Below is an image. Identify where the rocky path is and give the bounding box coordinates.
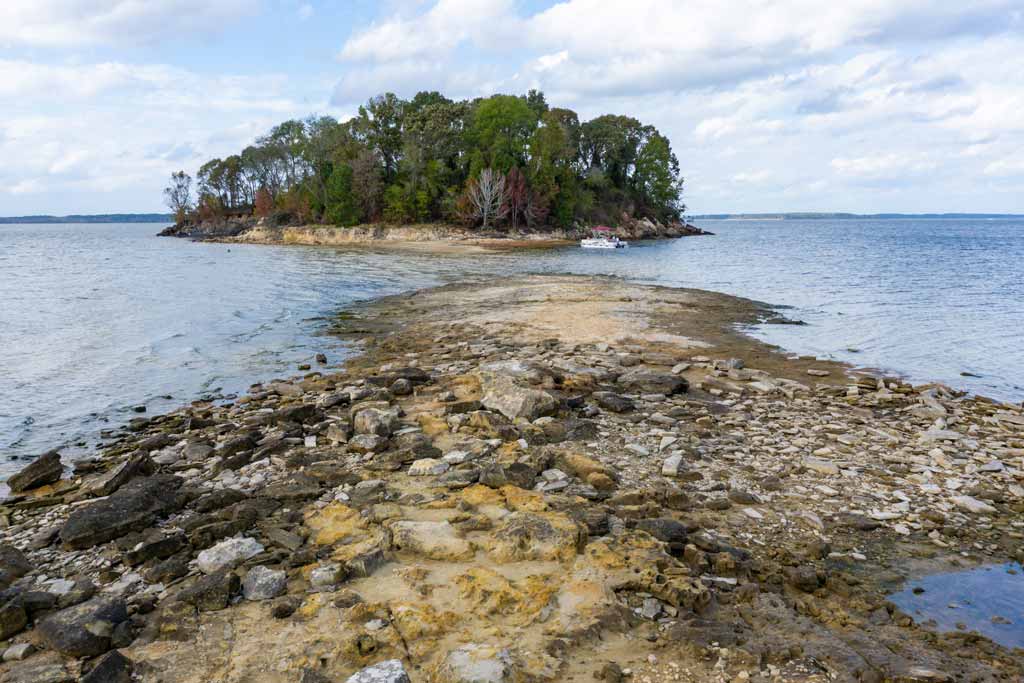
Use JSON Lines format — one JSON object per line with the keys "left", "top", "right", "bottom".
{"left": 1, "top": 275, "right": 1022, "bottom": 682}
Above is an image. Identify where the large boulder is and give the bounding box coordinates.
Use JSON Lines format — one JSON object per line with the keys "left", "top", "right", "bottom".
{"left": 616, "top": 369, "right": 688, "bottom": 395}
{"left": 6, "top": 450, "right": 63, "bottom": 493}
{"left": 60, "top": 475, "right": 183, "bottom": 550}
{"left": 479, "top": 373, "right": 558, "bottom": 421}
{"left": 353, "top": 408, "right": 401, "bottom": 437}
{"left": 36, "top": 597, "right": 129, "bottom": 657}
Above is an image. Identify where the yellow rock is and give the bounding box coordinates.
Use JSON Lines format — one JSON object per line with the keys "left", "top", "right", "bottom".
{"left": 296, "top": 593, "right": 329, "bottom": 619}
{"left": 500, "top": 485, "right": 547, "bottom": 512}
{"left": 305, "top": 502, "right": 365, "bottom": 546}
{"left": 454, "top": 567, "right": 556, "bottom": 626}
{"left": 488, "top": 512, "right": 583, "bottom": 563}
{"left": 418, "top": 413, "right": 449, "bottom": 437}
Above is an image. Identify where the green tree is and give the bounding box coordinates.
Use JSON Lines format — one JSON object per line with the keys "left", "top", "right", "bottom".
{"left": 324, "top": 164, "right": 360, "bottom": 226}
{"left": 471, "top": 94, "right": 538, "bottom": 172}
{"left": 633, "top": 131, "right": 683, "bottom": 220}
{"left": 354, "top": 93, "right": 406, "bottom": 182}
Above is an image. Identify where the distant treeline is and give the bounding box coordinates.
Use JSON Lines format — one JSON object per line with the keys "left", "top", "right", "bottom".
{"left": 693, "top": 213, "right": 1024, "bottom": 220}
{"left": 0, "top": 214, "right": 173, "bottom": 224}
{"left": 164, "top": 90, "right": 685, "bottom": 231}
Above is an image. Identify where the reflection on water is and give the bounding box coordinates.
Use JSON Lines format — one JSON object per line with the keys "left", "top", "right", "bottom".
{"left": 2, "top": 218, "right": 1024, "bottom": 481}
{"left": 888, "top": 563, "right": 1024, "bottom": 649}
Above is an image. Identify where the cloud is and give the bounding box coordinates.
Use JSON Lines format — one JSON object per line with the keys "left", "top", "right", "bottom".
{"left": 830, "top": 154, "right": 936, "bottom": 177}
{"left": 0, "top": 0, "right": 256, "bottom": 47}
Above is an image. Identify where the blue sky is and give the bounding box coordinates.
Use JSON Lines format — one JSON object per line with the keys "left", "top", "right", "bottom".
{"left": 2, "top": 0, "right": 1023, "bottom": 215}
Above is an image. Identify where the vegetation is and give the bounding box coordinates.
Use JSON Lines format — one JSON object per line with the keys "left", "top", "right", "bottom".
{"left": 164, "top": 90, "right": 685, "bottom": 231}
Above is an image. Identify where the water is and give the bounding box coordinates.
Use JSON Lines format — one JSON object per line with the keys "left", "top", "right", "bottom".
{"left": 889, "top": 563, "right": 1024, "bottom": 649}
{"left": 2, "top": 218, "right": 1023, "bottom": 483}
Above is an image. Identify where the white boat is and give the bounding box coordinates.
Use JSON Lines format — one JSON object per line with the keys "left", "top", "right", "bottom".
{"left": 580, "top": 227, "right": 628, "bottom": 249}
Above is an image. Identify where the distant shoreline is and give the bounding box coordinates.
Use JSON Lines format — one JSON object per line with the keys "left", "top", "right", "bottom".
{"left": 692, "top": 212, "right": 1024, "bottom": 220}
{"left": 0, "top": 213, "right": 173, "bottom": 224}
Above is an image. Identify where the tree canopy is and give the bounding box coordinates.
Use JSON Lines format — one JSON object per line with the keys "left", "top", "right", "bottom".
{"left": 167, "top": 90, "right": 685, "bottom": 230}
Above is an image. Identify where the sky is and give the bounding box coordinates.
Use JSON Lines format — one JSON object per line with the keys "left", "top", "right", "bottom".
{"left": 2, "top": 0, "right": 1023, "bottom": 215}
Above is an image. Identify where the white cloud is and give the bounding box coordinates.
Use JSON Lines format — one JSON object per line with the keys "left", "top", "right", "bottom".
{"left": 984, "top": 157, "right": 1024, "bottom": 176}
{"left": 0, "top": 0, "right": 256, "bottom": 47}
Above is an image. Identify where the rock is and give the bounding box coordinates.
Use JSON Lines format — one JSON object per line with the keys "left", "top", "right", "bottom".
{"left": 951, "top": 495, "right": 997, "bottom": 514}
{"left": 661, "top": 454, "right": 684, "bottom": 477}
{"left": 242, "top": 565, "right": 287, "bottom": 600}
{"left": 176, "top": 570, "right": 240, "bottom": 611}
{"left": 196, "top": 536, "right": 264, "bottom": 574}
{"left": 7, "top": 449, "right": 63, "bottom": 493}
{"left": 640, "top": 597, "right": 662, "bottom": 619}
{"left": 390, "top": 520, "right": 473, "bottom": 561}
{"left": 636, "top": 517, "right": 691, "bottom": 544}
{"left": 310, "top": 563, "right": 347, "bottom": 591}
{"left": 479, "top": 373, "right": 558, "bottom": 421}
{"left": 36, "top": 597, "right": 129, "bottom": 657}
{"left": 82, "top": 451, "right": 155, "bottom": 498}
{"left": 489, "top": 512, "right": 582, "bottom": 562}
{"left": 2, "top": 643, "right": 34, "bottom": 662}
{"left": 0, "top": 544, "right": 32, "bottom": 589}
{"left": 437, "top": 643, "right": 512, "bottom": 683}
{"left": 192, "top": 488, "right": 248, "bottom": 513}
{"left": 60, "top": 474, "right": 183, "bottom": 549}
{"left": 593, "top": 392, "right": 635, "bottom": 413}
{"left": 0, "top": 599, "right": 28, "bottom": 640}
{"left": 408, "top": 458, "right": 449, "bottom": 476}
{"left": 346, "top": 659, "right": 411, "bottom": 683}
{"left": 390, "top": 378, "right": 414, "bottom": 396}
{"left": 617, "top": 369, "right": 687, "bottom": 395}
{"left": 802, "top": 456, "right": 840, "bottom": 476}
{"left": 806, "top": 369, "right": 830, "bottom": 377}
{"left": 349, "top": 434, "right": 389, "bottom": 454}
{"left": 353, "top": 408, "right": 401, "bottom": 437}
{"left": 122, "top": 530, "right": 187, "bottom": 566}
{"left": 81, "top": 651, "right": 132, "bottom": 683}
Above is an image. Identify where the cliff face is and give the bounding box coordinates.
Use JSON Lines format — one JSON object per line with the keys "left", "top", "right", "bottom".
{"left": 158, "top": 216, "right": 712, "bottom": 243}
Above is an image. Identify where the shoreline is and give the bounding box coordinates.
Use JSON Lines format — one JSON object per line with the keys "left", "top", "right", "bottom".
{"left": 1, "top": 274, "right": 1022, "bottom": 681}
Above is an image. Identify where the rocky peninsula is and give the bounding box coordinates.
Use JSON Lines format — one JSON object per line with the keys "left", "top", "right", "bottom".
{"left": 1, "top": 275, "right": 1022, "bottom": 682}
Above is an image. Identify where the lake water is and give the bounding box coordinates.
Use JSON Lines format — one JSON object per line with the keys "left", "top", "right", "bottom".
{"left": 2, "top": 218, "right": 1023, "bottom": 483}
{"left": 889, "top": 563, "right": 1024, "bottom": 649}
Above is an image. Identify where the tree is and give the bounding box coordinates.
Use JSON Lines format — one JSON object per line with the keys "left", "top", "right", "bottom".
{"left": 354, "top": 93, "right": 406, "bottom": 182}
{"left": 506, "top": 166, "right": 528, "bottom": 231}
{"left": 351, "top": 149, "right": 384, "bottom": 221}
{"left": 324, "top": 164, "right": 360, "bottom": 226}
{"left": 464, "top": 168, "right": 508, "bottom": 229}
{"left": 163, "top": 171, "right": 193, "bottom": 221}
{"left": 471, "top": 95, "right": 538, "bottom": 172}
{"left": 633, "top": 131, "right": 683, "bottom": 221}
{"left": 254, "top": 187, "right": 274, "bottom": 218}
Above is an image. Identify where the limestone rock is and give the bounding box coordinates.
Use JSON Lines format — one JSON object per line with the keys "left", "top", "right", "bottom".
{"left": 353, "top": 408, "right": 401, "bottom": 437}
{"left": 390, "top": 520, "right": 473, "bottom": 561}
{"left": 60, "top": 474, "right": 184, "bottom": 549}
{"left": 479, "top": 373, "right": 558, "bottom": 421}
{"left": 0, "top": 544, "right": 32, "bottom": 589}
{"left": 617, "top": 369, "right": 687, "bottom": 395}
{"left": 196, "top": 536, "right": 264, "bottom": 574}
{"left": 36, "top": 597, "right": 129, "bottom": 657}
{"left": 346, "top": 659, "right": 411, "bottom": 683}
{"left": 7, "top": 449, "right": 63, "bottom": 493}
{"left": 242, "top": 565, "right": 286, "bottom": 600}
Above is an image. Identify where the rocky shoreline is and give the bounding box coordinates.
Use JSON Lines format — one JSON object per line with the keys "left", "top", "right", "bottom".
{"left": 2, "top": 275, "right": 1022, "bottom": 682}
{"left": 157, "top": 216, "right": 712, "bottom": 248}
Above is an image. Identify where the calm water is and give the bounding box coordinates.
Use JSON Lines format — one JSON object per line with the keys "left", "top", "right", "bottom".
{"left": 889, "top": 563, "right": 1024, "bottom": 649}
{"left": 2, "top": 218, "right": 1023, "bottom": 483}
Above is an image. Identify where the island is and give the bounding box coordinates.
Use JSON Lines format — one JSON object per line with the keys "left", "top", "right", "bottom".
{"left": 158, "top": 90, "right": 710, "bottom": 246}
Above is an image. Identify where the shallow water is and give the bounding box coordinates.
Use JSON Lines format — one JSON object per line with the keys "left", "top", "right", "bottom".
{"left": 2, "top": 218, "right": 1023, "bottom": 483}
{"left": 889, "top": 563, "right": 1024, "bottom": 649}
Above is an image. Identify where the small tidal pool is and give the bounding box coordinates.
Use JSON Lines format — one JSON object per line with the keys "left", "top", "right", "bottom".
{"left": 889, "top": 563, "right": 1024, "bottom": 650}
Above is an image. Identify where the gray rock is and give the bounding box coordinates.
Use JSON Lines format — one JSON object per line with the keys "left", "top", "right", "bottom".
{"left": 7, "top": 449, "right": 63, "bottom": 493}
{"left": 196, "top": 536, "right": 264, "bottom": 574}
{"left": 0, "top": 544, "right": 31, "bottom": 589}
{"left": 242, "top": 565, "right": 287, "bottom": 600}
{"left": 353, "top": 408, "right": 401, "bottom": 437}
{"left": 345, "top": 659, "right": 411, "bottom": 683}
{"left": 176, "top": 570, "right": 240, "bottom": 612}
{"left": 593, "top": 392, "right": 635, "bottom": 413}
{"left": 617, "top": 369, "right": 687, "bottom": 395}
{"left": 2, "top": 642, "right": 34, "bottom": 662}
{"left": 437, "top": 643, "right": 512, "bottom": 683}
{"left": 36, "top": 597, "right": 129, "bottom": 657}
{"left": 479, "top": 373, "right": 558, "bottom": 421}
{"left": 81, "top": 651, "right": 132, "bottom": 683}
{"left": 60, "top": 474, "right": 184, "bottom": 550}
{"left": 82, "top": 451, "right": 155, "bottom": 498}
{"left": 0, "top": 599, "right": 28, "bottom": 640}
